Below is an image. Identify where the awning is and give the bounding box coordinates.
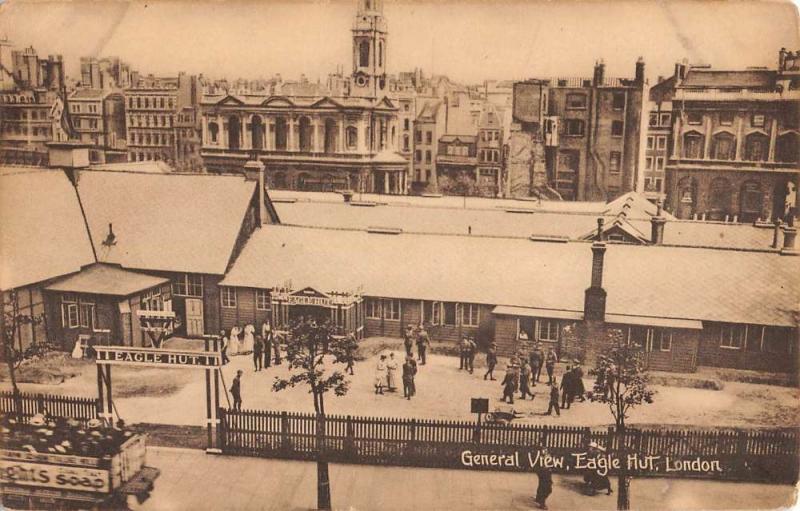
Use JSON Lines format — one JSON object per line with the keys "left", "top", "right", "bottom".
{"left": 605, "top": 313, "right": 703, "bottom": 330}
{"left": 492, "top": 305, "right": 583, "bottom": 321}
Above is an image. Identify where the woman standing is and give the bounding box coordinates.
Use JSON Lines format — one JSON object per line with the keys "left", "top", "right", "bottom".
{"left": 374, "top": 354, "right": 388, "bottom": 395}
{"left": 241, "top": 323, "right": 255, "bottom": 354}
{"left": 229, "top": 325, "right": 241, "bottom": 356}
{"left": 386, "top": 352, "right": 399, "bottom": 392}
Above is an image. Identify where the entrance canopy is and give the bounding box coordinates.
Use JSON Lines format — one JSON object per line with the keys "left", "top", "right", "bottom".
{"left": 45, "top": 263, "right": 169, "bottom": 297}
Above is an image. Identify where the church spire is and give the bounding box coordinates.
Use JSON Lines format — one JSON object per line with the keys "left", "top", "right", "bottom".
{"left": 351, "top": 0, "right": 387, "bottom": 98}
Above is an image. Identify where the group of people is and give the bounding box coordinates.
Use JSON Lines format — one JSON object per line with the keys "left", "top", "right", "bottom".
{"left": 219, "top": 321, "right": 283, "bottom": 370}
{"left": 374, "top": 351, "right": 418, "bottom": 400}
{"left": 402, "top": 324, "right": 432, "bottom": 365}
{"left": 458, "top": 336, "right": 479, "bottom": 374}
{"left": 495, "top": 344, "right": 588, "bottom": 419}
{"left": 532, "top": 441, "right": 612, "bottom": 510}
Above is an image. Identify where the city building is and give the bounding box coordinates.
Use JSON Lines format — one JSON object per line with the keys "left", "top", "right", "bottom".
{"left": 509, "top": 59, "right": 646, "bottom": 201}
{"left": 79, "top": 56, "right": 134, "bottom": 90}
{"left": 200, "top": 0, "right": 408, "bottom": 193}
{"left": 124, "top": 72, "right": 202, "bottom": 166}
{"left": 68, "top": 88, "right": 127, "bottom": 163}
{"left": 661, "top": 49, "right": 800, "bottom": 222}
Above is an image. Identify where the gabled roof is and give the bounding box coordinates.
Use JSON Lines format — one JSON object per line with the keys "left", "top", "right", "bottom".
{"left": 440, "top": 134, "right": 477, "bottom": 144}
{"left": 69, "top": 88, "right": 108, "bottom": 100}
{"left": 45, "top": 263, "right": 169, "bottom": 296}
{"left": 310, "top": 97, "right": 343, "bottom": 109}
{"left": 76, "top": 170, "right": 256, "bottom": 275}
{"left": 0, "top": 168, "right": 97, "bottom": 290}
{"left": 221, "top": 226, "right": 799, "bottom": 327}
{"left": 216, "top": 94, "right": 245, "bottom": 106}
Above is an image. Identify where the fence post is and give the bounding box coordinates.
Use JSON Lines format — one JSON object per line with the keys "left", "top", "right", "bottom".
{"left": 217, "top": 408, "right": 226, "bottom": 453}
{"left": 345, "top": 415, "right": 355, "bottom": 459}
{"left": 607, "top": 426, "right": 615, "bottom": 453}
{"left": 281, "top": 411, "right": 290, "bottom": 454}
{"left": 408, "top": 419, "right": 417, "bottom": 459}
{"left": 735, "top": 429, "right": 748, "bottom": 479}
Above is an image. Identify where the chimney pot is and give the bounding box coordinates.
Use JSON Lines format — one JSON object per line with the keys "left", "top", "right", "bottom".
{"left": 585, "top": 241, "right": 608, "bottom": 321}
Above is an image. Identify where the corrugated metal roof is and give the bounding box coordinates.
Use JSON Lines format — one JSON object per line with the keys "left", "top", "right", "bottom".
{"left": 0, "top": 168, "right": 97, "bottom": 290}
{"left": 77, "top": 170, "right": 256, "bottom": 275}
{"left": 45, "top": 263, "right": 169, "bottom": 296}
{"left": 493, "top": 306, "right": 583, "bottom": 320}
{"left": 221, "top": 225, "right": 800, "bottom": 327}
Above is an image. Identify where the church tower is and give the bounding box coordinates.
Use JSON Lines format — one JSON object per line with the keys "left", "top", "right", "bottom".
{"left": 351, "top": 0, "right": 387, "bottom": 99}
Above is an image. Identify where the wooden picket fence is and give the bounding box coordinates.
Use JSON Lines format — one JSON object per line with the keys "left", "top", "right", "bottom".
{"left": 218, "top": 408, "right": 800, "bottom": 483}
{"left": 0, "top": 391, "right": 99, "bottom": 422}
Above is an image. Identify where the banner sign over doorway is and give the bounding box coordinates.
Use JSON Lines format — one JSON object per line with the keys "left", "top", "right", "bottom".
{"left": 94, "top": 346, "right": 224, "bottom": 368}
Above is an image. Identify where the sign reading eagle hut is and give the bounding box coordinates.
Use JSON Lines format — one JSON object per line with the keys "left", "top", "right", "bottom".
{"left": 94, "top": 346, "right": 224, "bottom": 368}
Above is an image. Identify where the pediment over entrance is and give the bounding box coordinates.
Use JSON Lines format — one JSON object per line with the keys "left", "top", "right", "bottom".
{"left": 291, "top": 286, "right": 330, "bottom": 299}
{"left": 262, "top": 96, "right": 296, "bottom": 107}
{"left": 217, "top": 95, "right": 245, "bottom": 106}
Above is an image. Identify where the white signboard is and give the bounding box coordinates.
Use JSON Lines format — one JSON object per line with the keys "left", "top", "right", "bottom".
{"left": 0, "top": 460, "right": 110, "bottom": 493}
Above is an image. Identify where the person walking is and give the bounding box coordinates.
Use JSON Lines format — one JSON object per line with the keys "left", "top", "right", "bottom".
{"left": 545, "top": 349, "right": 558, "bottom": 385}
{"left": 560, "top": 365, "right": 574, "bottom": 409}
{"left": 402, "top": 355, "right": 417, "bottom": 400}
{"left": 466, "top": 337, "right": 477, "bottom": 374}
{"left": 374, "top": 354, "right": 388, "bottom": 395}
{"left": 253, "top": 335, "right": 263, "bottom": 371}
{"left": 484, "top": 341, "right": 497, "bottom": 380}
{"left": 403, "top": 325, "right": 414, "bottom": 358}
{"left": 263, "top": 327, "right": 273, "bottom": 369}
{"left": 545, "top": 379, "right": 560, "bottom": 417}
{"left": 501, "top": 363, "right": 518, "bottom": 404}
{"left": 386, "top": 352, "right": 399, "bottom": 392}
{"left": 519, "top": 359, "right": 535, "bottom": 400}
{"left": 230, "top": 370, "right": 243, "bottom": 411}
{"left": 219, "top": 329, "right": 230, "bottom": 364}
{"left": 534, "top": 456, "right": 554, "bottom": 510}
{"left": 459, "top": 336, "right": 470, "bottom": 370}
{"left": 345, "top": 333, "right": 356, "bottom": 375}
{"left": 417, "top": 327, "right": 430, "bottom": 365}
{"left": 529, "top": 345, "right": 543, "bottom": 386}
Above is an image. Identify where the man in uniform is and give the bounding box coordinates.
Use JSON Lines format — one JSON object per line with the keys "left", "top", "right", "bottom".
{"left": 484, "top": 341, "right": 498, "bottom": 380}
{"left": 560, "top": 365, "right": 574, "bottom": 409}
{"left": 534, "top": 451, "right": 554, "bottom": 509}
{"left": 519, "top": 359, "right": 535, "bottom": 400}
{"left": 253, "top": 334, "right": 263, "bottom": 371}
{"left": 501, "top": 363, "right": 519, "bottom": 404}
{"left": 403, "top": 325, "right": 415, "bottom": 358}
{"left": 417, "top": 326, "right": 431, "bottom": 365}
{"left": 466, "top": 337, "right": 477, "bottom": 374}
{"left": 545, "top": 349, "right": 558, "bottom": 385}
{"left": 529, "top": 344, "right": 543, "bottom": 385}
{"left": 459, "top": 336, "right": 470, "bottom": 370}
{"left": 544, "top": 379, "right": 560, "bottom": 417}
{"left": 230, "top": 369, "right": 243, "bottom": 411}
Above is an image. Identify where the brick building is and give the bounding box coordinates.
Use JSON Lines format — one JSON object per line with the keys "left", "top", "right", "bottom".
{"left": 661, "top": 50, "right": 800, "bottom": 222}
{"left": 68, "top": 89, "right": 127, "bottom": 164}
{"left": 509, "top": 59, "right": 646, "bottom": 201}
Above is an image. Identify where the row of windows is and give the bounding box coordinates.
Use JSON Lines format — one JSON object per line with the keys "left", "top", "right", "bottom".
{"left": 70, "top": 103, "right": 99, "bottom": 114}
{"left": 645, "top": 156, "right": 665, "bottom": 171}
{"left": 518, "top": 318, "right": 562, "bottom": 342}
{"left": 220, "top": 288, "right": 272, "bottom": 309}
{"left": 415, "top": 130, "right": 433, "bottom": 145}
{"left": 480, "top": 130, "right": 500, "bottom": 142}
{"left": 130, "top": 132, "right": 174, "bottom": 146}
{"left": 3, "top": 125, "right": 50, "bottom": 137}
{"left": 647, "top": 135, "right": 668, "bottom": 150}
{"left": 365, "top": 298, "right": 401, "bottom": 321}
{"left": 60, "top": 294, "right": 96, "bottom": 330}
{"left": 75, "top": 118, "right": 99, "bottom": 130}
{"left": 479, "top": 149, "right": 500, "bottom": 163}
{"left": 414, "top": 150, "right": 432, "bottom": 163}
{"left": 565, "top": 92, "right": 626, "bottom": 111}
{"left": 127, "top": 95, "right": 175, "bottom": 110}
{"left": 649, "top": 112, "right": 672, "bottom": 128}
{"left": 445, "top": 144, "right": 471, "bottom": 157}
{"left": 681, "top": 130, "right": 798, "bottom": 162}
{"left": 686, "top": 112, "right": 777, "bottom": 129}
{"left": 128, "top": 114, "right": 174, "bottom": 128}
{"left": 130, "top": 151, "right": 173, "bottom": 162}
{"left": 563, "top": 119, "right": 624, "bottom": 137}
{"left": 3, "top": 109, "right": 49, "bottom": 120}
{"left": 422, "top": 301, "right": 481, "bottom": 327}
{"left": 643, "top": 177, "right": 664, "bottom": 193}
{"left": 717, "top": 324, "right": 791, "bottom": 353}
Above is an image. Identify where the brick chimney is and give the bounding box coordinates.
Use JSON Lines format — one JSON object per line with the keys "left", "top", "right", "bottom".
{"left": 243, "top": 159, "right": 267, "bottom": 226}
{"left": 635, "top": 57, "right": 645, "bottom": 85}
{"left": 584, "top": 218, "right": 608, "bottom": 321}
{"left": 593, "top": 60, "right": 606, "bottom": 87}
{"left": 651, "top": 202, "right": 666, "bottom": 245}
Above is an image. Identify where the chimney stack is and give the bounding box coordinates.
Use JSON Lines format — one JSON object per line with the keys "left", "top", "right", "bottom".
{"left": 243, "top": 159, "right": 267, "bottom": 226}
{"left": 584, "top": 218, "right": 608, "bottom": 321}
{"left": 47, "top": 142, "right": 91, "bottom": 186}
{"left": 651, "top": 202, "right": 667, "bottom": 245}
{"left": 635, "top": 57, "right": 645, "bottom": 85}
{"left": 593, "top": 60, "right": 606, "bottom": 87}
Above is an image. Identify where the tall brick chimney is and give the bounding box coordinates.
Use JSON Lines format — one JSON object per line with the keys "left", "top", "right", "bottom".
{"left": 651, "top": 202, "right": 666, "bottom": 245}
{"left": 593, "top": 60, "right": 606, "bottom": 87}
{"left": 243, "top": 159, "right": 267, "bottom": 226}
{"left": 584, "top": 218, "right": 608, "bottom": 321}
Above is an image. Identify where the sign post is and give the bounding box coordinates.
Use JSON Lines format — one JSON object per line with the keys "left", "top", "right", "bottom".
{"left": 471, "top": 398, "right": 489, "bottom": 443}
{"left": 94, "top": 342, "right": 227, "bottom": 452}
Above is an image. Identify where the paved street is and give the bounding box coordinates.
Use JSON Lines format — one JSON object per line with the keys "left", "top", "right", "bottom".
{"left": 140, "top": 447, "right": 797, "bottom": 511}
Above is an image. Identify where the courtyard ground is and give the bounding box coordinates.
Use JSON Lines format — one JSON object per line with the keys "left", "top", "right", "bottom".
{"left": 139, "top": 447, "right": 798, "bottom": 511}
{"left": 4, "top": 337, "right": 798, "bottom": 430}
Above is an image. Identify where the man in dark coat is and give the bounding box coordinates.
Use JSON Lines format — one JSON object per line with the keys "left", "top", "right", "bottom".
{"left": 573, "top": 361, "right": 586, "bottom": 402}
{"left": 230, "top": 370, "right": 243, "bottom": 411}
{"left": 519, "top": 359, "right": 535, "bottom": 400}
{"left": 263, "top": 329, "right": 273, "bottom": 369}
{"left": 545, "top": 349, "right": 558, "bottom": 385}
{"left": 459, "top": 336, "right": 470, "bottom": 370}
{"left": 253, "top": 335, "right": 263, "bottom": 371}
{"left": 345, "top": 333, "right": 357, "bottom": 375}
{"left": 534, "top": 454, "right": 554, "bottom": 510}
{"left": 560, "top": 365, "right": 574, "bottom": 409}
{"left": 273, "top": 332, "right": 282, "bottom": 365}
{"left": 501, "top": 364, "right": 519, "bottom": 404}
{"left": 466, "top": 337, "right": 477, "bottom": 374}
{"left": 544, "top": 380, "right": 560, "bottom": 416}
{"left": 417, "top": 327, "right": 430, "bottom": 365}
{"left": 529, "top": 346, "right": 542, "bottom": 386}
{"left": 402, "top": 355, "right": 417, "bottom": 400}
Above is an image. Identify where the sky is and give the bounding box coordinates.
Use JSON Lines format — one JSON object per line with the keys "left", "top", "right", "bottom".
{"left": 0, "top": 0, "right": 798, "bottom": 85}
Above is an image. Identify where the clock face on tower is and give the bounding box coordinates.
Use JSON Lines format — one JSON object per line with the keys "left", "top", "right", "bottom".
{"left": 354, "top": 73, "right": 369, "bottom": 88}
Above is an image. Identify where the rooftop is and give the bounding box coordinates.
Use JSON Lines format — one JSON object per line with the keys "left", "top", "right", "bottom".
{"left": 45, "top": 263, "right": 169, "bottom": 296}
{"left": 0, "top": 168, "right": 97, "bottom": 290}
{"left": 221, "top": 225, "right": 799, "bottom": 328}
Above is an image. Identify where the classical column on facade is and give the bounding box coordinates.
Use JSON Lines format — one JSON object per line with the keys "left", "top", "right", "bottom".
{"left": 768, "top": 117, "right": 778, "bottom": 162}
{"left": 288, "top": 116, "right": 296, "bottom": 151}
{"left": 735, "top": 117, "right": 744, "bottom": 161}
{"left": 266, "top": 118, "right": 274, "bottom": 151}
{"left": 384, "top": 171, "right": 390, "bottom": 194}
{"left": 358, "top": 118, "right": 368, "bottom": 153}
{"left": 703, "top": 116, "right": 712, "bottom": 159}
{"left": 672, "top": 114, "right": 682, "bottom": 159}
{"left": 338, "top": 119, "right": 345, "bottom": 153}
{"left": 312, "top": 117, "right": 321, "bottom": 153}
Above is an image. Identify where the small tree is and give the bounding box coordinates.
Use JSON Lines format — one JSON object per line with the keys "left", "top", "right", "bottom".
{"left": 1, "top": 289, "right": 45, "bottom": 419}
{"left": 272, "top": 320, "right": 351, "bottom": 510}
{"left": 587, "top": 328, "right": 655, "bottom": 511}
